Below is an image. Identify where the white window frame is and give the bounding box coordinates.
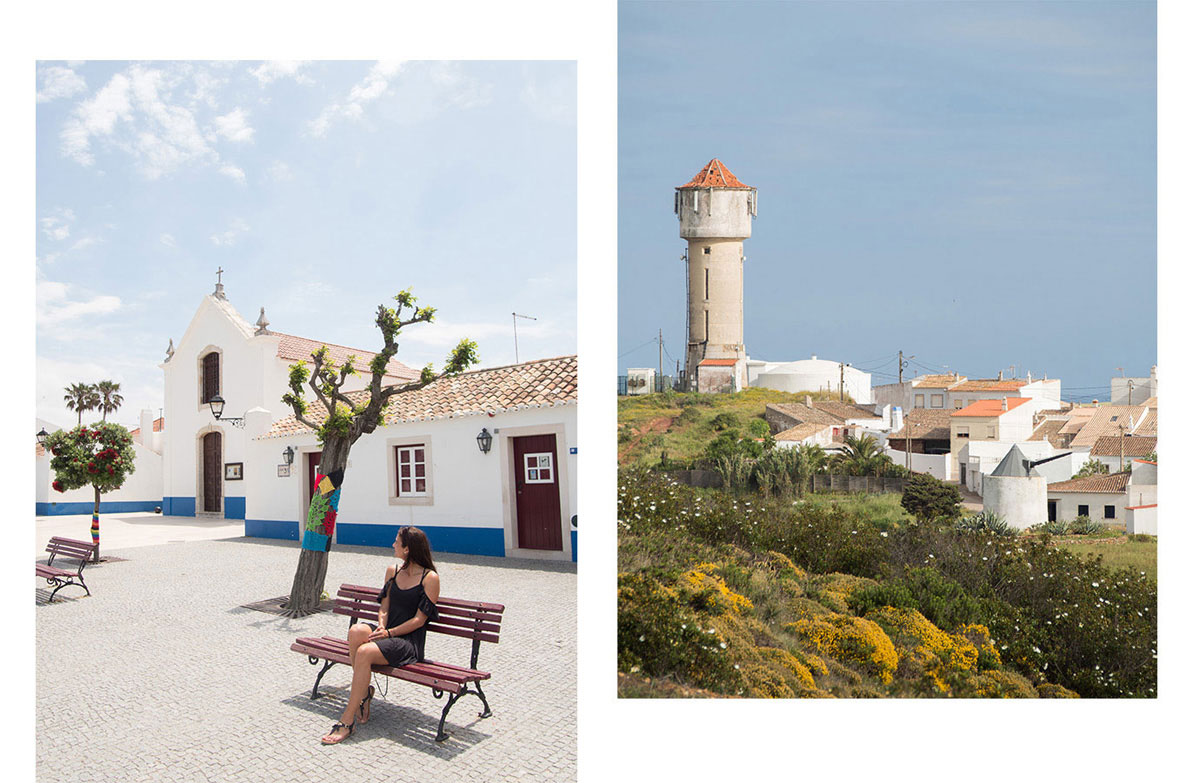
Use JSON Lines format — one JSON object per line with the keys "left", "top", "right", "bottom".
{"left": 386, "top": 435, "right": 434, "bottom": 506}
{"left": 930, "top": 393, "right": 944, "bottom": 408}
{"left": 914, "top": 393, "right": 925, "bottom": 408}
{"left": 523, "top": 451, "right": 556, "bottom": 484}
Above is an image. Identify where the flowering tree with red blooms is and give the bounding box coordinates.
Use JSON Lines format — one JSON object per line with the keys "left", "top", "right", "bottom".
{"left": 44, "top": 422, "right": 136, "bottom": 562}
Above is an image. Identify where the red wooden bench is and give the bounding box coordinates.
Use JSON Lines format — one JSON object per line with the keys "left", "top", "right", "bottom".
{"left": 291, "top": 583, "right": 504, "bottom": 742}
{"left": 36, "top": 537, "right": 98, "bottom": 602}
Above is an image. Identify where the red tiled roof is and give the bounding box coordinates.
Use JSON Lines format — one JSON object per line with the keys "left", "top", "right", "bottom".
{"left": 775, "top": 422, "right": 832, "bottom": 442}
{"left": 912, "top": 374, "right": 964, "bottom": 389}
{"left": 699, "top": 358, "right": 738, "bottom": 366}
{"left": 1125, "top": 504, "right": 1157, "bottom": 510}
{"left": 951, "top": 398, "right": 1030, "bottom": 418}
{"left": 951, "top": 379, "right": 1026, "bottom": 392}
{"left": 812, "top": 400, "right": 879, "bottom": 421}
{"left": 888, "top": 408, "right": 952, "bottom": 441}
{"left": 270, "top": 332, "right": 419, "bottom": 382}
{"left": 130, "top": 416, "right": 165, "bottom": 440}
{"left": 678, "top": 159, "right": 752, "bottom": 190}
{"left": 260, "top": 355, "right": 577, "bottom": 439}
{"left": 1047, "top": 473, "right": 1131, "bottom": 494}
{"left": 1090, "top": 435, "right": 1156, "bottom": 458}
{"left": 1029, "top": 419, "right": 1070, "bottom": 448}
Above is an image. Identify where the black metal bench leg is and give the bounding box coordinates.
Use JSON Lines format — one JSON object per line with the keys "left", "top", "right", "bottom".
{"left": 47, "top": 580, "right": 66, "bottom": 602}
{"left": 435, "top": 691, "right": 462, "bottom": 742}
{"left": 470, "top": 682, "right": 493, "bottom": 719}
{"left": 309, "top": 659, "right": 337, "bottom": 699}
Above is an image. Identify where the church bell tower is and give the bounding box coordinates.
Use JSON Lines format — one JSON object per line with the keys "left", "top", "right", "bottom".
{"left": 674, "top": 159, "right": 756, "bottom": 392}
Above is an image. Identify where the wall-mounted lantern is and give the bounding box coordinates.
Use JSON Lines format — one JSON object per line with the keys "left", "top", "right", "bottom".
{"left": 283, "top": 446, "right": 295, "bottom": 466}
{"left": 37, "top": 428, "right": 49, "bottom": 446}
{"left": 476, "top": 427, "right": 493, "bottom": 454}
{"left": 208, "top": 395, "right": 245, "bottom": 428}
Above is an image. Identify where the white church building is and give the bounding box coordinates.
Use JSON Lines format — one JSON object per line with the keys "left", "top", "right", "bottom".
{"left": 155, "top": 283, "right": 577, "bottom": 561}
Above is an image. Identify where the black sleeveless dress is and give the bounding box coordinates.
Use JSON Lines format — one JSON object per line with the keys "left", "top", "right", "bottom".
{"left": 372, "top": 567, "right": 438, "bottom": 666}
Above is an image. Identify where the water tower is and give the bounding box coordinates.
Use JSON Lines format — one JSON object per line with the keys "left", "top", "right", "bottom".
{"left": 675, "top": 159, "right": 756, "bottom": 392}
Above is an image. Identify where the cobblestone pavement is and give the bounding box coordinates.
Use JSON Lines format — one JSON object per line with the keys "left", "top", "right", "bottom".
{"left": 36, "top": 537, "right": 576, "bottom": 782}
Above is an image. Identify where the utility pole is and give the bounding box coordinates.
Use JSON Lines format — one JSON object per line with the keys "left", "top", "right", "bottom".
{"left": 658, "top": 329, "right": 663, "bottom": 389}
{"left": 1128, "top": 379, "right": 1134, "bottom": 406}
{"left": 512, "top": 312, "right": 536, "bottom": 363}
{"left": 898, "top": 350, "right": 904, "bottom": 384}
{"left": 839, "top": 362, "right": 845, "bottom": 402}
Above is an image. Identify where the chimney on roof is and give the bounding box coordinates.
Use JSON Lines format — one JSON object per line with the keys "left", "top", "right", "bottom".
{"left": 997, "top": 371, "right": 1003, "bottom": 380}
{"left": 1002, "top": 398, "right": 1009, "bottom": 412}
{"left": 805, "top": 395, "right": 813, "bottom": 408}
{"left": 1027, "top": 371, "right": 1032, "bottom": 382}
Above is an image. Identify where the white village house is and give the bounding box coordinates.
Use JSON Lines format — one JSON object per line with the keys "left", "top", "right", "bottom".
{"left": 77, "top": 284, "right": 579, "bottom": 561}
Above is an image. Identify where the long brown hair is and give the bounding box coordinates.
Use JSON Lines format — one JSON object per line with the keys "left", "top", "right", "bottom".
{"left": 400, "top": 526, "right": 436, "bottom": 572}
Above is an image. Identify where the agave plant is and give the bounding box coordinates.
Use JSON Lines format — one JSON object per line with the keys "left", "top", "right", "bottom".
{"left": 1068, "top": 515, "right": 1102, "bottom": 535}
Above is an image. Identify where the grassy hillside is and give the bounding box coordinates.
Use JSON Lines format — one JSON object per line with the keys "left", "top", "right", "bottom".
{"left": 618, "top": 388, "right": 849, "bottom": 467}
{"left": 617, "top": 468, "right": 1157, "bottom": 698}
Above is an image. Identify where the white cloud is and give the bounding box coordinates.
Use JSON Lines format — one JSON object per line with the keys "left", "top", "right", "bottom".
{"left": 520, "top": 64, "right": 575, "bottom": 126}
{"left": 210, "top": 218, "right": 250, "bottom": 246}
{"left": 309, "top": 61, "right": 406, "bottom": 137}
{"left": 250, "top": 60, "right": 312, "bottom": 86}
{"left": 39, "top": 208, "right": 75, "bottom": 241}
{"left": 268, "top": 161, "right": 294, "bottom": 181}
{"left": 213, "top": 108, "right": 254, "bottom": 142}
{"left": 69, "top": 236, "right": 100, "bottom": 253}
{"left": 37, "top": 65, "right": 87, "bottom": 103}
{"left": 219, "top": 164, "right": 246, "bottom": 184}
{"left": 37, "top": 280, "right": 122, "bottom": 327}
{"left": 160, "top": 233, "right": 177, "bottom": 248}
{"left": 60, "top": 72, "right": 133, "bottom": 165}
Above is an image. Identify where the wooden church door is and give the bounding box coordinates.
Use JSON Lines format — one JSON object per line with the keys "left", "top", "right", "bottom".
{"left": 202, "top": 431, "right": 222, "bottom": 513}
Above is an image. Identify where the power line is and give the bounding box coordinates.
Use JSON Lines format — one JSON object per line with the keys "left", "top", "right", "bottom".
{"left": 618, "top": 336, "right": 659, "bottom": 359}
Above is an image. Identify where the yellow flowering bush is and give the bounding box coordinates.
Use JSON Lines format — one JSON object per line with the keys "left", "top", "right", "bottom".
{"left": 756, "top": 647, "right": 817, "bottom": 690}
{"left": 761, "top": 551, "right": 806, "bottom": 581}
{"left": 787, "top": 614, "right": 899, "bottom": 684}
{"left": 867, "top": 606, "right": 978, "bottom": 672}
{"left": 1036, "top": 682, "right": 1080, "bottom": 699}
{"left": 896, "top": 645, "right": 951, "bottom": 695}
{"left": 968, "top": 670, "right": 1038, "bottom": 699}
{"left": 680, "top": 564, "right": 754, "bottom": 615}
{"left": 958, "top": 623, "right": 1002, "bottom": 671}
{"left": 809, "top": 572, "right": 878, "bottom": 613}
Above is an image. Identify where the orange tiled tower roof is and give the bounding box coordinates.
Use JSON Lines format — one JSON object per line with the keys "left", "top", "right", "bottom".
{"left": 678, "top": 158, "right": 752, "bottom": 189}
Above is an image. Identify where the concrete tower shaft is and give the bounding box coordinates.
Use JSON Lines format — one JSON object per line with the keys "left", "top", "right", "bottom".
{"left": 675, "top": 159, "right": 756, "bottom": 392}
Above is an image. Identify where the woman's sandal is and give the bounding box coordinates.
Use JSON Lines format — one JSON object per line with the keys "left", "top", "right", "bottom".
{"left": 320, "top": 719, "right": 355, "bottom": 745}
{"left": 359, "top": 685, "right": 376, "bottom": 723}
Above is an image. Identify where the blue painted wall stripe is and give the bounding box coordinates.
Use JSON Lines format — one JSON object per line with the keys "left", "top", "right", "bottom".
{"left": 36, "top": 500, "right": 160, "bottom": 516}
{"left": 245, "top": 518, "right": 299, "bottom": 541}
{"left": 571, "top": 529, "right": 577, "bottom": 563}
{"left": 224, "top": 497, "right": 246, "bottom": 520}
{"left": 162, "top": 496, "right": 196, "bottom": 517}
{"left": 243, "top": 520, "right": 507, "bottom": 558}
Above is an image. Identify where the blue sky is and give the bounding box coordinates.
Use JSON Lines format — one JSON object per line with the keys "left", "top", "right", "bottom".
{"left": 618, "top": 1, "right": 1156, "bottom": 401}
{"left": 36, "top": 60, "right": 576, "bottom": 428}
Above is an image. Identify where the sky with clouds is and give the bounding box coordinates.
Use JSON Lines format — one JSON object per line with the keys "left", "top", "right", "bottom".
{"left": 36, "top": 60, "right": 576, "bottom": 429}
{"left": 618, "top": 0, "right": 1156, "bottom": 401}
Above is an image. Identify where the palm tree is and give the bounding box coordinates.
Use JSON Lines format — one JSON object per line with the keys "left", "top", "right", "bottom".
{"left": 835, "top": 433, "right": 892, "bottom": 477}
{"left": 96, "top": 380, "right": 124, "bottom": 422}
{"left": 64, "top": 383, "right": 99, "bottom": 426}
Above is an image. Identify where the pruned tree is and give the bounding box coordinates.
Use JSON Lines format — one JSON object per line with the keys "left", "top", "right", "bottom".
{"left": 279, "top": 289, "right": 478, "bottom": 617}
{"left": 96, "top": 380, "right": 124, "bottom": 421}
{"left": 900, "top": 472, "right": 963, "bottom": 522}
{"left": 1073, "top": 458, "right": 1110, "bottom": 479}
{"left": 64, "top": 382, "right": 99, "bottom": 426}
{"left": 44, "top": 422, "right": 137, "bottom": 562}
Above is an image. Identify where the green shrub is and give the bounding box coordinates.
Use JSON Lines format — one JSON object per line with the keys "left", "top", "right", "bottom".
{"left": 1069, "top": 515, "right": 1102, "bottom": 535}
{"left": 678, "top": 406, "right": 703, "bottom": 424}
{"left": 747, "top": 418, "right": 770, "bottom": 438}
{"left": 900, "top": 473, "right": 963, "bottom": 522}
{"left": 957, "top": 510, "right": 1015, "bottom": 537}
{"left": 712, "top": 411, "right": 740, "bottom": 431}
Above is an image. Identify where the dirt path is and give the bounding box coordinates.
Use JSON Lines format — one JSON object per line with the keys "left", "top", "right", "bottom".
{"left": 619, "top": 415, "right": 674, "bottom": 464}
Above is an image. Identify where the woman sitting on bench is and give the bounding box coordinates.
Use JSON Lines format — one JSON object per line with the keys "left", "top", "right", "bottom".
{"left": 321, "top": 525, "right": 441, "bottom": 745}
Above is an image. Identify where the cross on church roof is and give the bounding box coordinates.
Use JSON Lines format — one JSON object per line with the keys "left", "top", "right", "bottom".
{"left": 213, "top": 266, "right": 227, "bottom": 299}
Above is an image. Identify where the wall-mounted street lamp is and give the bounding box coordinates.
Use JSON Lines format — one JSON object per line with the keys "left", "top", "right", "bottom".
{"left": 283, "top": 446, "right": 295, "bottom": 466}
{"left": 37, "top": 428, "right": 49, "bottom": 446}
{"left": 476, "top": 427, "right": 493, "bottom": 454}
{"left": 207, "top": 395, "right": 245, "bottom": 428}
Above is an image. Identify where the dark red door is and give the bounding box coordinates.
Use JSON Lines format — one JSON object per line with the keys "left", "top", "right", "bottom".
{"left": 513, "top": 434, "right": 562, "bottom": 550}
{"left": 202, "top": 431, "right": 222, "bottom": 512}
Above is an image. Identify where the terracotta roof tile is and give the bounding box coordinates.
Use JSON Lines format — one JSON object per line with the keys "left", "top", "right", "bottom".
{"left": 699, "top": 358, "right": 738, "bottom": 366}
{"left": 1070, "top": 405, "right": 1147, "bottom": 449}
{"left": 775, "top": 422, "right": 832, "bottom": 442}
{"left": 678, "top": 158, "right": 752, "bottom": 190}
{"left": 912, "top": 374, "right": 964, "bottom": 389}
{"left": 1134, "top": 410, "right": 1157, "bottom": 436}
{"left": 260, "top": 355, "right": 577, "bottom": 440}
{"left": 1090, "top": 435, "right": 1156, "bottom": 458}
{"left": 1047, "top": 473, "right": 1131, "bottom": 494}
{"left": 950, "top": 379, "right": 1028, "bottom": 392}
{"left": 1029, "top": 419, "right": 1070, "bottom": 448}
{"left": 888, "top": 408, "right": 952, "bottom": 441}
{"left": 951, "top": 398, "right": 1031, "bottom": 417}
{"left": 812, "top": 400, "right": 879, "bottom": 421}
{"left": 765, "top": 403, "right": 844, "bottom": 428}
{"left": 270, "top": 331, "right": 419, "bottom": 382}
{"left": 130, "top": 416, "right": 165, "bottom": 440}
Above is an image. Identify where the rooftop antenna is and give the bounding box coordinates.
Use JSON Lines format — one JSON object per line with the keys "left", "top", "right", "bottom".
{"left": 512, "top": 312, "right": 536, "bottom": 364}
